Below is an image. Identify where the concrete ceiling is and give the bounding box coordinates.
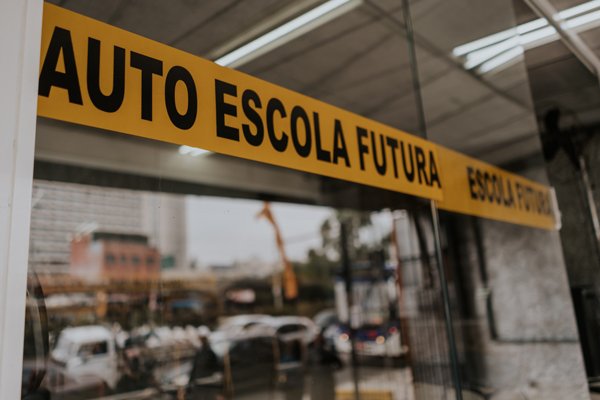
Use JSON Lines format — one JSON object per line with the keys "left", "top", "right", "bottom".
{"left": 43, "top": 0, "right": 600, "bottom": 169}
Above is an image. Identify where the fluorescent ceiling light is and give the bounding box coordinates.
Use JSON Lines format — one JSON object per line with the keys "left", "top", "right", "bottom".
{"left": 178, "top": 145, "right": 211, "bottom": 157}
{"left": 463, "top": 36, "right": 520, "bottom": 69}
{"left": 566, "top": 8, "right": 600, "bottom": 28}
{"left": 560, "top": 0, "right": 600, "bottom": 19}
{"left": 215, "top": 0, "right": 363, "bottom": 68}
{"left": 452, "top": 18, "right": 547, "bottom": 57}
{"left": 478, "top": 47, "right": 524, "bottom": 74}
{"left": 463, "top": 26, "right": 557, "bottom": 71}
{"left": 453, "top": 0, "right": 600, "bottom": 74}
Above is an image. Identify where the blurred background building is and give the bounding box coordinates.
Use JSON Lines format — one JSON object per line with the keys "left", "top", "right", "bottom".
{"left": 29, "top": 180, "right": 187, "bottom": 274}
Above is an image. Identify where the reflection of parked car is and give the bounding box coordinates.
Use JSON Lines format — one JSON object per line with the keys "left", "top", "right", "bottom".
{"left": 267, "top": 316, "right": 320, "bottom": 346}
{"left": 333, "top": 322, "right": 407, "bottom": 358}
{"left": 313, "top": 308, "right": 338, "bottom": 330}
{"left": 203, "top": 325, "right": 303, "bottom": 394}
{"left": 217, "top": 314, "right": 271, "bottom": 333}
{"left": 50, "top": 324, "right": 201, "bottom": 396}
{"left": 313, "top": 308, "right": 340, "bottom": 346}
{"left": 218, "top": 315, "right": 319, "bottom": 346}
{"left": 50, "top": 326, "right": 120, "bottom": 390}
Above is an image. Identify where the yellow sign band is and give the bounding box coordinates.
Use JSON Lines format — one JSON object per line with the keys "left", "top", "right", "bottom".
{"left": 436, "top": 148, "right": 557, "bottom": 230}
{"left": 37, "top": 3, "right": 443, "bottom": 202}
{"left": 36, "top": 3, "right": 558, "bottom": 230}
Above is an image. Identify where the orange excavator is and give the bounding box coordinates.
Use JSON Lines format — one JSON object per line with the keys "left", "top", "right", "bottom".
{"left": 256, "top": 202, "right": 298, "bottom": 302}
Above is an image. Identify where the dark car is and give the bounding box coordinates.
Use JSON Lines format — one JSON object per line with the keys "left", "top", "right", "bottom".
{"left": 333, "top": 322, "right": 407, "bottom": 359}
{"left": 187, "top": 325, "right": 304, "bottom": 396}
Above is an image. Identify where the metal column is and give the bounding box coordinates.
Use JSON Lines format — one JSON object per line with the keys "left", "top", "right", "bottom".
{"left": 401, "top": 0, "right": 464, "bottom": 398}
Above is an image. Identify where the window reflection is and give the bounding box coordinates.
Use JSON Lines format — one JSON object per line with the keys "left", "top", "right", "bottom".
{"left": 24, "top": 180, "right": 417, "bottom": 399}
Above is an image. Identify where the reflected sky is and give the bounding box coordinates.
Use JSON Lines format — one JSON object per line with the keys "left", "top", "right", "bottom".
{"left": 186, "top": 196, "right": 333, "bottom": 266}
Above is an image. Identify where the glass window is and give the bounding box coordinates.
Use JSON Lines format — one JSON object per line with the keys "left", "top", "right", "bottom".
{"left": 105, "top": 253, "right": 116, "bottom": 265}
{"left": 78, "top": 342, "right": 108, "bottom": 357}
{"left": 21, "top": 1, "right": 591, "bottom": 399}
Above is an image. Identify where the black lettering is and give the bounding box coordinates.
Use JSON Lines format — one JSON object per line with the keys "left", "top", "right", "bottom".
{"left": 476, "top": 170, "right": 485, "bottom": 200}
{"left": 524, "top": 187, "right": 532, "bottom": 211}
{"left": 484, "top": 172, "right": 493, "bottom": 202}
{"left": 333, "top": 120, "right": 350, "bottom": 167}
{"left": 165, "top": 66, "right": 197, "bottom": 130}
{"left": 493, "top": 175, "right": 502, "bottom": 204}
{"left": 242, "top": 89, "right": 263, "bottom": 146}
{"left": 266, "top": 98, "right": 288, "bottom": 152}
{"left": 313, "top": 113, "right": 331, "bottom": 163}
{"left": 468, "top": 167, "right": 477, "bottom": 200}
{"left": 290, "top": 106, "right": 311, "bottom": 158}
{"left": 400, "top": 142, "right": 415, "bottom": 182}
{"left": 370, "top": 131, "right": 387, "bottom": 176}
{"left": 516, "top": 183, "right": 524, "bottom": 210}
{"left": 130, "top": 51, "right": 163, "bottom": 121}
{"left": 87, "top": 38, "right": 124, "bottom": 112}
{"left": 386, "top": 137, "right": 399, "bottom": 179}
{"left": 429, "top": 151, "right": 441, "bottom": 188}
{"left": 415, "top": 146, "right": 429, "bottom": 185}
{"left": 38, "top": 27, "right": 83, "bottom": 104}
{"left": 504, "top": 180, "right": 515, "bottom": 207}
{"left": 215, "top": 80, "right": 239, "bottom": 141}
{"left": 357, "top": 127, "right": 369, "bottom": 171}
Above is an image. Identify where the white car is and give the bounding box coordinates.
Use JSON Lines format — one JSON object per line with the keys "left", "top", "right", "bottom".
{"left": 267, "top": 316, "right": 320, "bottom": 345}
{"left": 218, "top": 315, "right": 320, "bottom": 345}
{"left": 51, "top": 325, "right": 120, "bottom": 390}
{"left": 217, "top": 314, "right": 272, "bottom": 333}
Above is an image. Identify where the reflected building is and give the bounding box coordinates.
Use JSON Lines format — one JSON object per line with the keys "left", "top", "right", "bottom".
{"left": 71, "top": 232, "right": 160, "bottom": 283}
{"left": 29, "top": 180, "right": 187, "bottom": 273}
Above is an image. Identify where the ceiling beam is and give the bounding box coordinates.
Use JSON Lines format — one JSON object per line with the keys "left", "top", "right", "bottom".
{"left": 524, "top": 0, "right": 600, "bottom": 81}
{"left": 362, "top": 0, "right": 531, "bottom": 112}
